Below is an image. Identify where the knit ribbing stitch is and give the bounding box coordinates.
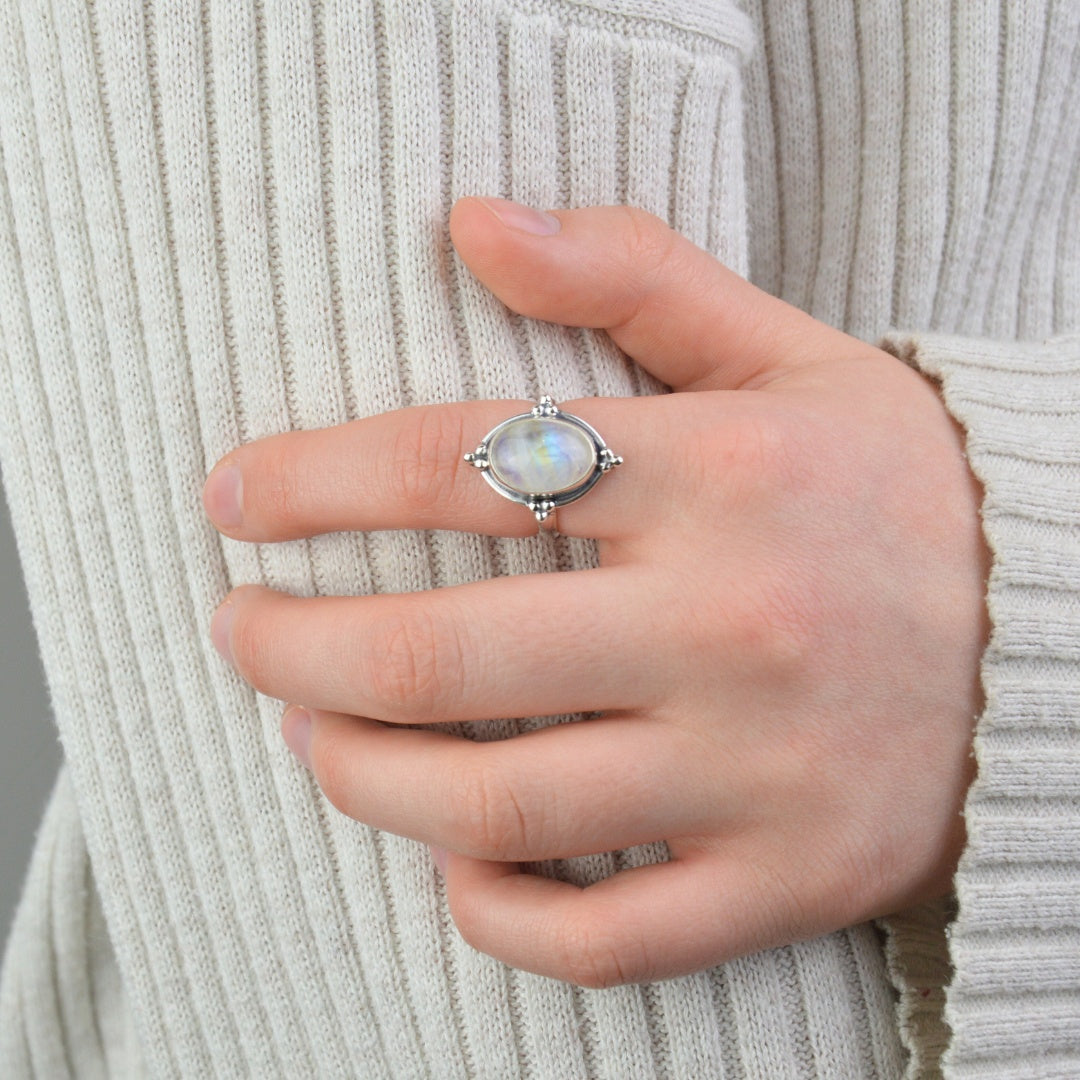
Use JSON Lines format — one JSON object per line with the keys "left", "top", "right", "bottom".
{"left": 1, "top": 0, "right": 1078, "bottom": 1077}
{"left": 0, "top": 0, "right": 902, "bottom": 1075}
{"left": 881, "top": 332, "right": 1080, "bottom": 1080}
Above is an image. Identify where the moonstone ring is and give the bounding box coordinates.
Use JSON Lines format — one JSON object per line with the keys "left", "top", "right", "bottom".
{"left": 464, "top": 396, "right": 623, "bottom": 533}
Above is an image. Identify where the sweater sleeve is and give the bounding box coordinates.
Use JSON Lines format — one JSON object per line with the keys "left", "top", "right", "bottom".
{"left": 876, "top": 330, "right": 1080, "bottom": 1080}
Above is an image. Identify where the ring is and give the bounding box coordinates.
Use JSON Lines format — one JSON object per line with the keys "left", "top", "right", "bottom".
{"left": 464, "top": 396, "right": 623, "bottom": 534}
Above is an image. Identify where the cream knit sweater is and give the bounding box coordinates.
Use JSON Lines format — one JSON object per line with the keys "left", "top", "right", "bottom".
{"left": 0, "top": 0, "right": 1077, "bottom": 1076}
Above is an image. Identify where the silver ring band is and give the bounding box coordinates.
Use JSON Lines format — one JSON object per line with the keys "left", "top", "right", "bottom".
{"left": 538, "top": 507, "right": 559, "bottom": 537}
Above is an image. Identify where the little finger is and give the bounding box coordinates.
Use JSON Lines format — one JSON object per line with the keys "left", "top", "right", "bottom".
{"left": 439, "top": 849, "right": 784, "bottom": 988}
{"left": 291, "top": 707, "right": 734, "bottom": 862}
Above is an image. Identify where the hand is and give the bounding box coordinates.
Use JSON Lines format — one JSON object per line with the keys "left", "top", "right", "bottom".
{"left": 202, "top": 197, "right": 990, "bottom": 988}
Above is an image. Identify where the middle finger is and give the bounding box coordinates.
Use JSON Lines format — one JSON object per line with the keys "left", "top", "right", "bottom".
{"left": 214, "top": 566, "right": 674, "bottom": 724}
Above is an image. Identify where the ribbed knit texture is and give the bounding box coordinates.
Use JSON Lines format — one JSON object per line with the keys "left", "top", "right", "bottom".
{"left": 878, "top": 332, "right": 1080, "bottom": 1080}
{"left": 0, "top": 0, "right": 1076, "bottom": 1077}
{"left": 0, "top": 768, "right": 143, "bottom": 1079}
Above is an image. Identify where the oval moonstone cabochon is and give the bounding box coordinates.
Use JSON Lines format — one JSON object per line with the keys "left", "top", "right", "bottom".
{"left": 487, "top": 416, "right": 598, "bottom": 495}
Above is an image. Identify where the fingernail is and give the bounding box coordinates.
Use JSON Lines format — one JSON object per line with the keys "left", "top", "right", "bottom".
{"left": 429, "top": 845, "right": 448, "bottom": 875}
{"left": 203, "top": 464, "right": 243, "bottom": 529}
{"left": 210, "top": 600, "right": 235, "bottom": 666}
{"left": 479, "top": 196, "right": 561, "bottom": 236}
{"left": 282, "top": 706, "right": 312, "bottom": 769}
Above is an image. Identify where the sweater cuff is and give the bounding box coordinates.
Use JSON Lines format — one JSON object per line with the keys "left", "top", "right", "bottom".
{"left": 877, "top": 331, "right": 1080, "bottom": 1080}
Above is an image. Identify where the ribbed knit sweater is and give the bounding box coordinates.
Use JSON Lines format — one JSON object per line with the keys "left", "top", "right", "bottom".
{"left": 0, "top": 0, "right": 1077, "bottom": 1076}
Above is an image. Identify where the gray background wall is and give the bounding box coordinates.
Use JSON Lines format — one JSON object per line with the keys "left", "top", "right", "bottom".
{"left": 0, "top": 480, "right": 60, "bottom": 946}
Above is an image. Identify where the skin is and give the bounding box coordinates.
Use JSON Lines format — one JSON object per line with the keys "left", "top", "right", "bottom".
{"left": 202, "top": 197, "right": 990, "bottom": 989}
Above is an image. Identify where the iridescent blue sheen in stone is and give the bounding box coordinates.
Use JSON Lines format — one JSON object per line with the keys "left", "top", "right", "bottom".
{"left": 487, "top": 416, "right": 596, "bottom": 495}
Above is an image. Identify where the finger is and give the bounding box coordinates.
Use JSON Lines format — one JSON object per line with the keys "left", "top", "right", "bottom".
{"left": 203, "top": 394, "right": 694, "bottom": 544}
{"left": 215, "top": 567, "right": 674, "bottom": 725}
{"left": 449, "top": 197, "right": 866, "bottom": 393}
{"left": 440, "top": 848, "right": 789, "bottom": 987}
{"left": 299, "top": 709, "right": 734, "bottom": 862}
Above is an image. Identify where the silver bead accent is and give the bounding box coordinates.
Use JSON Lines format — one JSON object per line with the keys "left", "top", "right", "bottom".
{"left": 465, "top": 397, "right": 622, "bottom": 523}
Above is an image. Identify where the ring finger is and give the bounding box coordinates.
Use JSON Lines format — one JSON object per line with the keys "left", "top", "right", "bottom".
{"left": 213, "top": 565, "right": 675, "bottom": 725}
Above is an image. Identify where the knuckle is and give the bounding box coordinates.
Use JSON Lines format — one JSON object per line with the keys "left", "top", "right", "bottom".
{"left": 449, "top": 759, "right": 527, "bottom": 860}
{"left": 251, "top": 440, "right": 309, "bottom": 531}
{"left": 308, "top": 726, "right": 359, "bottom": 817}
{"left": 724, "top": 571, "right": 821, "bottom": 679}
{"left": 617, "top": 205, "right": 677, "bottom": 269}
{"left": 724, "top": 410, "right": 799, "bottom": 486}
{"left": 389, "top": 407, "right": 467, "bottom": 518}
{"left": 228, "top": 599, "right": 280, "bottom": 690}
{"left": 756, "top": 575, "right": 821, "bottom": 667}
{"left": 364, "top": 605, "right": 465, "bottom": 723}
{"left": 609, "top": 206, "right": 681, "bottom": 327}
{"left": 557, "top": 911, "right": 648, "bottom": 989}
{"left": 447, "top": 882, "right": 490, "bottom": 954}
{"left": 821, "top": 820, "right": 898, "bottom": 921}
{"left": 681, "top": 408, "right": 811, "bottom": 518}
{"left": 743, "top": 857, "right": 812, "bottom": 947}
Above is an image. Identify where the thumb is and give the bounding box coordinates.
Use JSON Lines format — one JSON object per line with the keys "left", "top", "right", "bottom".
{"left": 448, "top": 197, "right": 861, "bottom": 392}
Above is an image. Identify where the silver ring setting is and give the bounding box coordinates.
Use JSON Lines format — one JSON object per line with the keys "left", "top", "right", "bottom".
{"left": 464, "top": 396, "right": 623, "bottom": 526}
